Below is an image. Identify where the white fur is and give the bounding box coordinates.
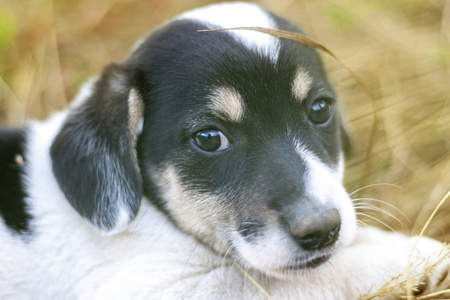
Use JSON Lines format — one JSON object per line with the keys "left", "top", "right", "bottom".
{"left": 179, "top": 2, "right": 280, "bottom": 63}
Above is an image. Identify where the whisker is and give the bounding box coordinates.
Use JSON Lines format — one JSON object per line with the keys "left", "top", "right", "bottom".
{"left": 236, "top": 229, "right": 258, "bottom": 235}
{"left": 357, "top": 220, "right": 371, "bottom": 227}
{"left": 240, "top": 222, "right": 262, "bottom": 225}
{"left": 228, "top": 256, "right": 245, "bottom": 295}
{"left": 183, "top": 233, "right": 212, "bottom": 277}
{"left": 356, "top": 212, "right": 398, "bottom": 233}
{"left": 208, "top": 236, "right": 232, "bottom": 296}
{"left": 353, "top": 204, "right": 405, "bottom": 228}
{"left": 349, "top": 183, "right": 400, "bottom": 197}
{"left": 221, "top": 245, "right": 235, "bottom": 271}
{"left": 128, "top": 204, "right": 152, "bottom": 235}
{"left": 352, "top": 197, "right": 409, "bottom": 221}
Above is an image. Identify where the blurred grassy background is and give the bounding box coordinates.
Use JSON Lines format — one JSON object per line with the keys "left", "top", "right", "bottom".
{"left": 0, "top": 0, "right": 449, "bottom": 242}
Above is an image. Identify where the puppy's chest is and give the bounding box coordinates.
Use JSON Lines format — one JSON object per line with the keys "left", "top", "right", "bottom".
{"left": 29, "top": 213, "right": 220, "bottom": 299}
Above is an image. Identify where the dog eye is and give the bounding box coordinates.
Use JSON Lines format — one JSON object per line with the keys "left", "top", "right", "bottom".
{"left": 193, "top": 129, "right": 230, "bottom": 152}
{"left": 308, "top": 99, "right": 332, "bottom": 125}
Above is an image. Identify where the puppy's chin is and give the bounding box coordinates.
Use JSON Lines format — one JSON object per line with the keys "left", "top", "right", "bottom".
{"left": 270, "top": 254, "right": 332, "bottom": 277}
{"left": 234, "top": 250, "right": 334, "bottom": 280}
{"left": 280, "top": 254, "right": 331, "bottom": 270}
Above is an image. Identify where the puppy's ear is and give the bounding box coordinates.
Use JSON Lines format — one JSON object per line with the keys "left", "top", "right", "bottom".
{"left": 51, "top": 63, "right": 144, "bottom": 234}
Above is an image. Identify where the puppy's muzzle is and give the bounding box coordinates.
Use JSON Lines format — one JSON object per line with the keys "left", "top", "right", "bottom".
{"left": 288, "top": 209, "right": 341, "bottom": 251}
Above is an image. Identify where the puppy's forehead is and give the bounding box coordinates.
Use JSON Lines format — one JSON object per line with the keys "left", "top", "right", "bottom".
{"left": 130, "top": 3, "right": 333, "bottom": 127}
{"left": 178, "top": 2, "right": 280, "bottom": 63}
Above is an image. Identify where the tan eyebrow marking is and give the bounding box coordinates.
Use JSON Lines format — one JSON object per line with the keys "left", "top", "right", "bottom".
{"left": 207, "top": 86, "right": 245, "bottom": 122}
{"left": 292, "top": 68, "right": 313, "bottom": 102}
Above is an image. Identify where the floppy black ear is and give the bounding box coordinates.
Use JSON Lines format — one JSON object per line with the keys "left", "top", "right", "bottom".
{"left": 51, "top": 63, "right": 144, "bottom": 234}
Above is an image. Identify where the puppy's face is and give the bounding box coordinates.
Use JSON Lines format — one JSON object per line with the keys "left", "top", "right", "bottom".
{"left": 51, "top": 3, "right": 356, "bottom": 277}
{"left": 132, "top": 6, "right": 356, "bottom": 276}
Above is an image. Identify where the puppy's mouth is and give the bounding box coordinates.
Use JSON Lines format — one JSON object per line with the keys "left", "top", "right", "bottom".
{"left": 278, "top": 254, "right": 331, "bottom": 271}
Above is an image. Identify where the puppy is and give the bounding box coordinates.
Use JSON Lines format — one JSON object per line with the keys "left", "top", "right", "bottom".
{"left": 0, "top": 2, "right": 448, "bottom": 299}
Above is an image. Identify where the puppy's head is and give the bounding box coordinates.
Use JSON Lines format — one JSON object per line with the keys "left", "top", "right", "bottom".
{"left": 51, "top": 3, "right": 355, "bottom": 276}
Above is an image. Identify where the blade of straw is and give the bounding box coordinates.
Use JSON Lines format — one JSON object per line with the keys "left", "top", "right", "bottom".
{"left": 406, "top": 189, "right": 450, "bottom": 299}
{"left": 234, "top": 262, "right": 273, "bottom": 300}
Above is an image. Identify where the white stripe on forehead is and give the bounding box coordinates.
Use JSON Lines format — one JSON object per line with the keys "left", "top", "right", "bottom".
{"left": 179, "top": 2, "right": 280, "bottom": 63}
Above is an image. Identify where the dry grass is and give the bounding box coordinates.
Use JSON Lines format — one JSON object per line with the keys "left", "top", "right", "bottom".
{"left": 1, "top": 0, "right": 449, "bottom": 298}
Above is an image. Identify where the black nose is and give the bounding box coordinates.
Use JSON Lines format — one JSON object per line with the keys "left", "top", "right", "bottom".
{"left": 288, "top": 209, "right": 341, "bottom": 251}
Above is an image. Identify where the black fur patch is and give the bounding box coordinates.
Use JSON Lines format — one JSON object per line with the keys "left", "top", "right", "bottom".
{"left": 0, "top": 128, "right": 31, "bottom": 234}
